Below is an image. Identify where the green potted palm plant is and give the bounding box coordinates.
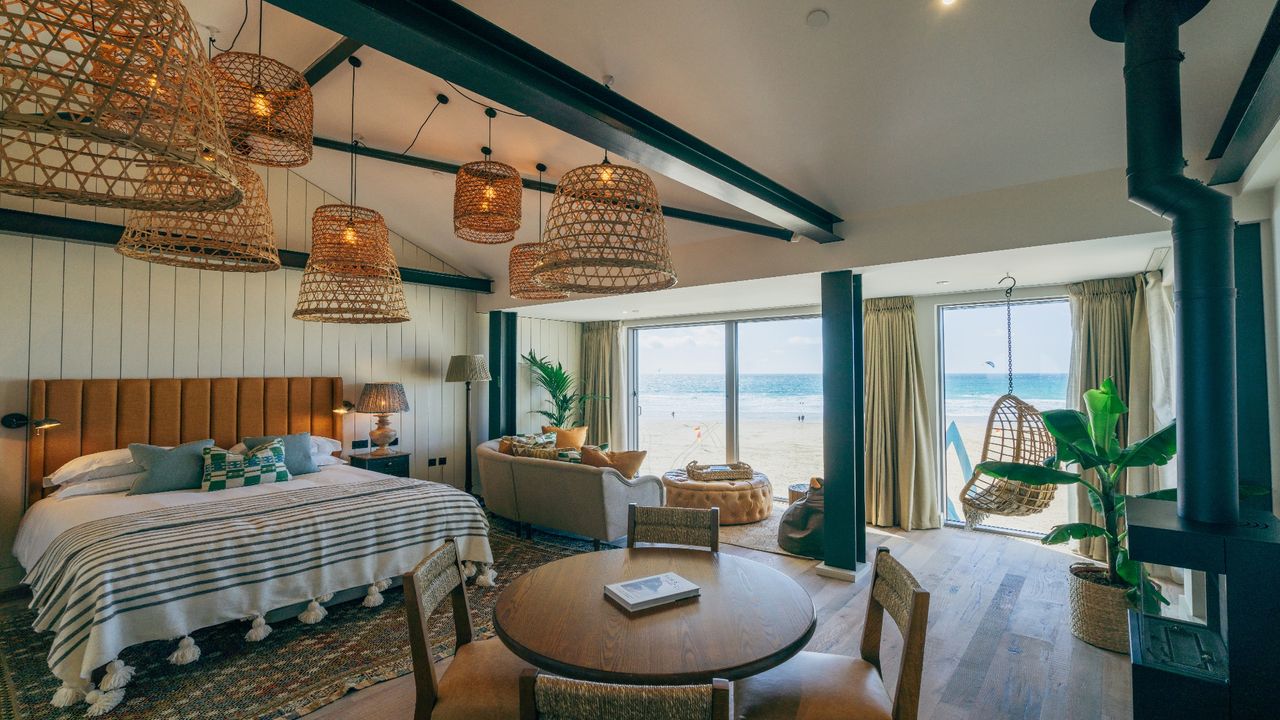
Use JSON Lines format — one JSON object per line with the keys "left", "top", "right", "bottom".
{"left": 975, "top": 378, "right": 1173, "bottom": 652}
{"left": 521, "top": 351, "right": 604, "bottom": 428}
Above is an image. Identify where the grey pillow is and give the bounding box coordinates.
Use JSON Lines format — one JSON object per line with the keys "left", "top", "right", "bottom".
{"left": 243, "top": 432, "right": 318, "bottom": 476}
{"left": 127, "top": 439, "right": 215, "bottom": 495}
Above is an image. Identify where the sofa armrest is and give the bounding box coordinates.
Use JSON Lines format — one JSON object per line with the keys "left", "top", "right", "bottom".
{"left": 599, "top": 471, "right": 664, "bottom": 541}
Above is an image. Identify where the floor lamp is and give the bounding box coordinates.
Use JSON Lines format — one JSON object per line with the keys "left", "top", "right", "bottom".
{"left": 446, "top": 354, "right": 491, "bottom": 495}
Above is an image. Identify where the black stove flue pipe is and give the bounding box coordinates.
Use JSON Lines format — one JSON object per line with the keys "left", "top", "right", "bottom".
{"left": 1092, "top": 0, "right": 1239, "bottom": 525}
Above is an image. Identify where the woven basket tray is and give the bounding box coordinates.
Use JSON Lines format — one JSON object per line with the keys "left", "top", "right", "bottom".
{"left": 685, "top": 461, "right": 754, "bottom": 482}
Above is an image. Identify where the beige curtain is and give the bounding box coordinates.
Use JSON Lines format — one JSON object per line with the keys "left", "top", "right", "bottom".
{"left": 1066, "top": 276, "right": 1138, "bottom": 559}
{"left": 580, "top": 321, "right": 622, "bottom": 447}
{"left": 864, "top": 296, "right": 941, "bottom": 530}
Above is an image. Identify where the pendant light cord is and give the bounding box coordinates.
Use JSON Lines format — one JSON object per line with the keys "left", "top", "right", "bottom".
{"left": 349, "top": 60, "right": 358, "bottom": 216}
{"left": 209, "top": 0, "right": 250, "bottom": 54}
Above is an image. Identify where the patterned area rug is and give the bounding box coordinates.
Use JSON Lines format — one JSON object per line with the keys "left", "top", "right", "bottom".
{"left": 0, "top": 522, "right": 588, "bottom": 720}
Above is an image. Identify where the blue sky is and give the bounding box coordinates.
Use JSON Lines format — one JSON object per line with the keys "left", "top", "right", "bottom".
{"left": 635, "top": 300, "right": 1072, "bottom": 375}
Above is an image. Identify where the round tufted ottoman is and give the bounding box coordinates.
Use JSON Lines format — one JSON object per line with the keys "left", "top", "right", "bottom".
{"left": 661, "top": 469, "right": 773, "bottom": 525}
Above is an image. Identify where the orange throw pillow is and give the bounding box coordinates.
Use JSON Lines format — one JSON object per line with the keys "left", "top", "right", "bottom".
{"left": 541, "top": 425, "right": 588, "bottom": 450}
{"left": 582, "top": 446, "right": 647, "bottom": 478}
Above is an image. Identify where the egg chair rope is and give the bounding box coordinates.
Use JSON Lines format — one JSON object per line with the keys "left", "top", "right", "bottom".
{"left": 958, "top": 275, "right": 1057, "bottom": 527}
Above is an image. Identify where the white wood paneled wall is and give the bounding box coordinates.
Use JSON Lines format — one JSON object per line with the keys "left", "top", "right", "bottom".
{"left": 0, "top": 169, "right": 478, "bottom": 589}
{"left": 473, "top": 314, "right": 583, "bottom": 436}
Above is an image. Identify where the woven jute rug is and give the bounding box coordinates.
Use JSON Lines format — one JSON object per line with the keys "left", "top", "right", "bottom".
{"left": 0, "top": 523, "right": 588, "bottom": 720}
{"left": 719, "top": 501, "right": 811, "bottom": 558}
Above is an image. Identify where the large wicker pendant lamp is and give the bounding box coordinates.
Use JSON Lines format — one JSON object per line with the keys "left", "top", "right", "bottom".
{"left": 0, "top": 0, "right": 242, "bottom": 210}
{"left": 293, "top": 56, "right": 408, "bottom": 324}
{"left": 534, "top": 157, "right": 676, "bottom": 295}
{"left": 118, "top": 159, "right": 280, "bottom": 271}
{"left": 453, "top": 108, "right": 521, "bottom": 244}
{"left": 509, "top": 163, "right": 568, "bottom": 300}
{"left": 209, "top": 0, "right": 312, "bottom": 167}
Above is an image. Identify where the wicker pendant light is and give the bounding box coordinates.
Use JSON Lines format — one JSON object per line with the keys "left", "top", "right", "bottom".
{"left": 453, "top": 108, "right": 521, "bottom": 244}
{"left": 0, "top": 0, "right": 241, "bottom": 210}
{"left": 534, "top": 158, "right": 676, "bottom": 295}
{"left": 293, "top": 56, "right": 408, "bottom": 324}
{"left": 209, "top": 0, "right": 312, "bottom": 168}
{"left": 510, "top": 164, "right": 568, "bottom": 300}
{"left": 118, "top": 159, "right": 280, "bottom": 271}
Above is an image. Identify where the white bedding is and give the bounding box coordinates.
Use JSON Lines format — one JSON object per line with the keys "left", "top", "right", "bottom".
{"left": 15, "top": 464, "right": 391, "bottom": 571}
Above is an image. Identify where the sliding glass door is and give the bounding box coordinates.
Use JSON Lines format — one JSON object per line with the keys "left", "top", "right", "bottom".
{"left": 629, "top": 317, "right": 822, "bottom": 494}
{"left": 632, "top": 324, "right": 727, "bottom": 476}
{"left": 737, "top": 318, "right": 823, "bottom": 492}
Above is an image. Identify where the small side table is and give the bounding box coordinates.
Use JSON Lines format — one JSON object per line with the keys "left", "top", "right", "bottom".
{"left": 349, "top": 451, "right": 411, "bottom": 478}
{"left": 787, "top": 483, "right": 808, "bottom": 505}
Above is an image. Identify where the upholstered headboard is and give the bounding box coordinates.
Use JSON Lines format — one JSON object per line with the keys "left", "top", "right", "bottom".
{"left": 26, "top": 377, "right": 343, "bottom": 506}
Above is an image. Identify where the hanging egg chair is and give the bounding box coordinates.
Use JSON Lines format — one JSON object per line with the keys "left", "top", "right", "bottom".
{"left": 958, "top": 276, "right": 1058, "bottom": 527}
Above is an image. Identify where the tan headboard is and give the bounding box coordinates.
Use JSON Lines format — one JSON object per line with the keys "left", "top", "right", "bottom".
{"left": 27, "top": 377, "right": 343, "bottom": 506}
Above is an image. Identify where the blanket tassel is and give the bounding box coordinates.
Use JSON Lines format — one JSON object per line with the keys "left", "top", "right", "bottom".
{"left": 245, "top": 615, "right": 272, "bottom": 642}
{"left": 362, "top": 583, "right": 384, "bottom": 608}
{"left": 85, "top": 689, "right": 124, "bottom": 717}
{"left": 462, "top": 561, "right": 477, "bottom": 579}
{"left": 298, "top": 599, "right": 327, "bottom": 624}
{"left": 51, "top": 679, "right": 92, "bottom": 708}
{"left": 374, "top": 578, "right": 392, "bottom": 591}
{"left": 167, "top": 636, "right": 201, "bottom": 665}
{"left": 99, "top": 660, "right": 135, "bottom": 691}
{"left": 476, "top": 565, "right": 497, "bottom": 588}
{"left": 317, "top": 593, "right": 334, "bottom": 603}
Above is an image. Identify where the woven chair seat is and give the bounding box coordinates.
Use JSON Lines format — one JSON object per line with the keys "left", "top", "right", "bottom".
{"left": 959, "top": 394, "right": 1057, "bottom": 527}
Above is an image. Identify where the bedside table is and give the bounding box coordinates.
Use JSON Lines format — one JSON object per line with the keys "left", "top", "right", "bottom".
{"left": 349, "top": 451, "right": 411, "bottom": 478}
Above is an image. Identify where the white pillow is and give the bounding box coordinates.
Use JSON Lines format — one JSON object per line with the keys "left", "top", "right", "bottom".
{"left": 312, "top": 453, "right": 344, "bottom": 467}
{"left": 229, "top": 442, "right": 248, "bottom": 455}
{"left": 54, "top": 472, "right": 145, "bottom": 498}
{"left": 311, "top": 436, "right": 342, "bottom": 455}
{"left": 44, "top": 448, "right": 139, "bottom": 488}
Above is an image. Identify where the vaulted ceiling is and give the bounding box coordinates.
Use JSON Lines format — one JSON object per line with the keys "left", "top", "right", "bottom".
{"left": 182, "top": 0, "right": 1272, "bottom": 309}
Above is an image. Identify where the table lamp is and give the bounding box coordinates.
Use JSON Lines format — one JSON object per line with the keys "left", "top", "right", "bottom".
{"left": 356, "top": 382, "right": 409, "bottom": 456}
{"left": 445, "top": 354, "right": 491, "bottom": 494}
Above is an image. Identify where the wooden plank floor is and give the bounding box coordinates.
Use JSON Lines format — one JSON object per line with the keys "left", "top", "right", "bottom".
{"left": 312, "top": 527, "right": 1132, "bottom": 720}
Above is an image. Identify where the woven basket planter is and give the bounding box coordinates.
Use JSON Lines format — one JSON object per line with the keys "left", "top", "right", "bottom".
{"left": 1067, "top": 563, "right": 1130, "bottom": 653}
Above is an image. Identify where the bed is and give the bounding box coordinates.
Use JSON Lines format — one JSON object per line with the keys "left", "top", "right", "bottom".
{"left": 14, "top": 377, "right": 494, "bottom": 716}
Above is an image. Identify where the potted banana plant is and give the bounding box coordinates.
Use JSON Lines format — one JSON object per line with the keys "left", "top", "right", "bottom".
{"left": 975, "top": 378, "right": 1173, "bottom": 652}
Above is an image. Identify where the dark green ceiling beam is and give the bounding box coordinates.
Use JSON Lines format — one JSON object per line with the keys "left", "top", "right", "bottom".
{"left": 313, "top": 136, "right": 795, "bottom": 241}
{"left": 0, "top": 208, "right": 493, "bottom": 294}
{"left": 303, "top": 37, "right": 364, "bottom": 87}
{"left": 267, "top": 0, "right": 842, "bottom": 243}
{"left": 1209, "top": 1, "right": 1280, "bottom": 185}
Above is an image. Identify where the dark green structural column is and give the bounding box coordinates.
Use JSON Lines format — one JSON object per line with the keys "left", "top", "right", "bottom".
{"left": 822, "top": 271, "right": 866, "bottom": 570}
{"left": 487, "top": 311, "right": 518, "bottom": 438}
{"left": 1234, "top": 223, "right": 1272, "bottom": 508}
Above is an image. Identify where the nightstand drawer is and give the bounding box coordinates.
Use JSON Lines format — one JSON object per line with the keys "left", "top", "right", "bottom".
{"left": 349, "top": 452, "right": 411, "bottom": 478}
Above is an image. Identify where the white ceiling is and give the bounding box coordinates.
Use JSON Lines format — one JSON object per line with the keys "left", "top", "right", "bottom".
{"left": 517, "top": 231, "right": 1173, "bottom": 322}
{"left": 181, "top": 1, "right": 1267, "bottom": 297}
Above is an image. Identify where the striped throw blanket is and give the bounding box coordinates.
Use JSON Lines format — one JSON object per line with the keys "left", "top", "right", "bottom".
{"left": 25, "top": 478, "right": 492, "bottom": 688}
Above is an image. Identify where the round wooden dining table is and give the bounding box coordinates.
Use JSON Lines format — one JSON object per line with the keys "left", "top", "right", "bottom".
{"left": 493, "top": 547, "right": 816, "bottom": 685}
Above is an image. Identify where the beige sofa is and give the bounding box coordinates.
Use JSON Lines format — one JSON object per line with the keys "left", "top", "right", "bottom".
{"left": 476, "top": 440, "right": 664, "bottom": 546}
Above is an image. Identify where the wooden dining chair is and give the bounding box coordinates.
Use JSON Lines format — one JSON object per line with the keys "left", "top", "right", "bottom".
{"left": 627, "top": 503, "right": 720, "bottom": 551}
{"left": 519, "top": 669, "right": 732, "bottom": 720}
{"left": 733, "top": 547, "right": 930, "bottom": 720}
{"left": 403, "top": 540, "right": 532, "bottom": 720}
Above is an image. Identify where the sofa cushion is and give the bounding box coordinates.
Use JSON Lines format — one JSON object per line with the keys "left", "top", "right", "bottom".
{"left": 498, "top": 433, "right": 555, "bottom": 455}
{"left": 542, "top": 425, "right": 588, "bottom": 450}
{"left": 582, "top": 447, "right": 647, "bottom": 478}
{"left": 512, "top": 445, "right": 562, "bottom": 461}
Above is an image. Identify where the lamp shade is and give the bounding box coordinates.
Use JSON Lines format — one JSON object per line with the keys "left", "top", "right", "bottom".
{"left": 534, "top": 162, "right": 676, "bottom": 295}
{"left": 445, "top": 355, "right": 492, "bottom": 383}
{"left": 292, "top": 204, "right": 410, "bottom": 324}
{"left": 453, "top": 159, "right": 522, "bottom": 244}
{"left": 210, "top": 51, "right": 314, "bottom": 168}
{"left": 0, "top": 0, "right": 242, "bottom": 210}
{"left": 117, "top": 159, "right": 280, "bottom": 271}
{"left": 355, "top": 383, "right": 409, "bottom": 414}
{"left": 509, "top": 242, "right": 568, "bottom": 300}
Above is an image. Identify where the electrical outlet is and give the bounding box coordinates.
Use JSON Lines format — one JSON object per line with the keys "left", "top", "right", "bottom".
{"left": 438, "top": 457, "right": 447, "bottom": 466}
{"left": 351, "top": 439, "right": 369, "bottom": 449}
{"left": 427, "top": 457, "right": 437, "bottom": 467}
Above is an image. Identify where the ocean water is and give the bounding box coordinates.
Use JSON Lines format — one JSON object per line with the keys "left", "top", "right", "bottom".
{"left": 635, "top": 372, "right": 1069, "bottom": 422}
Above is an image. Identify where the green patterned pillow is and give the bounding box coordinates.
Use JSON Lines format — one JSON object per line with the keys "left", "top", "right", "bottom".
{"left": 202, "top": 439, "right": 292, "bottom": 491}
{"left": 556, "top": 449, "right": 582, "bottom": 464}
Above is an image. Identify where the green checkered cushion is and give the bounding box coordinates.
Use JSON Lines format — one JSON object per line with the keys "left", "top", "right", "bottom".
{"left": 556, "top": 449, "right": 582, "bottom": 464}
{"left": 202, "top": 439, "right": 292, "bottom": 491}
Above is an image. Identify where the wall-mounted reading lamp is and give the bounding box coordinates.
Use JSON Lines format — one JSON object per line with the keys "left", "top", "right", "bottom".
{"left": 2, "top": 414, "right": 61, "bottom": 432}
{"left": 333, "top": 401, "right": 356, "bottom": 415}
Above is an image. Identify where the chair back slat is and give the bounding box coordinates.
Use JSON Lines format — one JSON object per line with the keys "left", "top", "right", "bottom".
{"left": 861, "top": 547, "right": 930, "bottom": 720}
{"left": 520, "top": 669, "right": 730, "bottom": 720}
{"left": 627, "top": 504, "right": 719, "bottom": 551}
{"left": 404, "top": 541, "right": 474, "bottom": 720}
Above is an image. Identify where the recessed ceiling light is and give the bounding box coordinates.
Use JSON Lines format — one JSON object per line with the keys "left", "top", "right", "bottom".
{"left": 806, "top": 9, "right": 830, "bottom": 28}
{"left": 942, "top": 0, "right": 957, "bottom": 5}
